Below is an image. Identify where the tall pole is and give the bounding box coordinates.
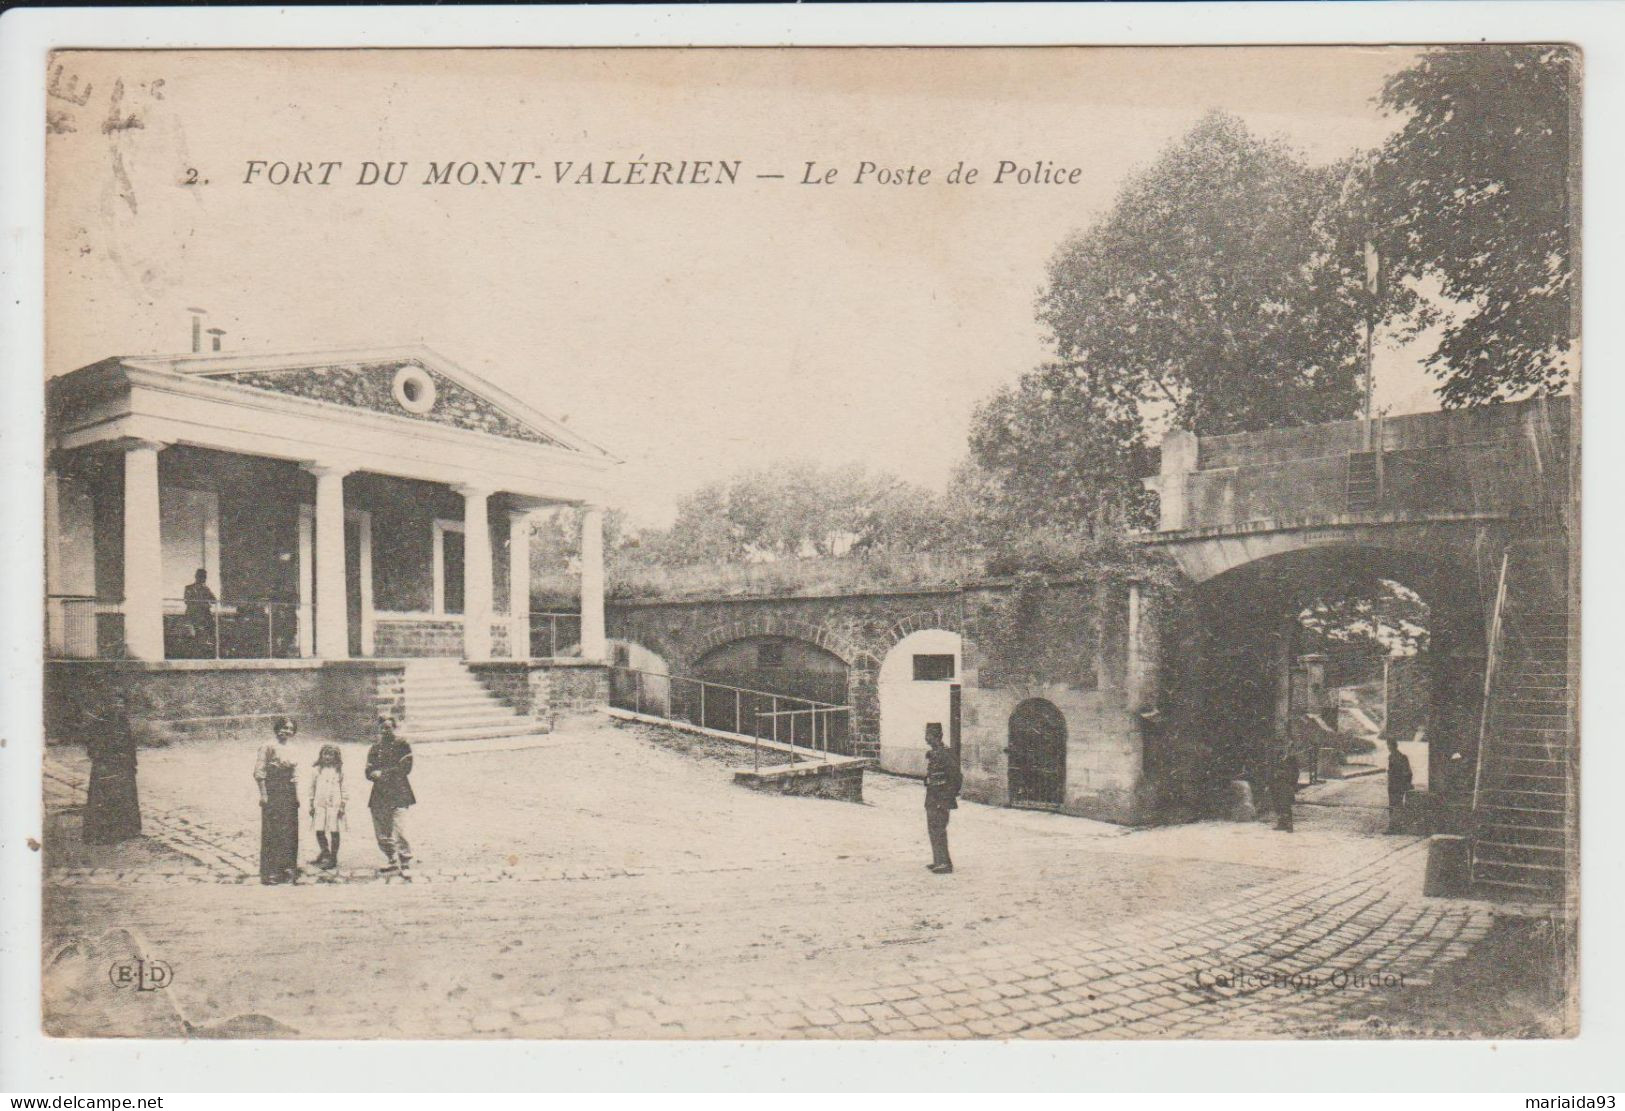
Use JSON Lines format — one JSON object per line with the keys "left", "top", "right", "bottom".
{"left": 1362, "top": 240, "right": 1379, "bottom": 451}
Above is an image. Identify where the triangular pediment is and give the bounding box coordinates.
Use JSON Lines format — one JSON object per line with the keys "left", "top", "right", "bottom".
{"left": 124, "top": 346, "right": 609, "bottom": 457}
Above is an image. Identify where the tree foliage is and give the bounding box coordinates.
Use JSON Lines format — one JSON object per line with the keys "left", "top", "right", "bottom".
{"left": 966, "top": 365, "right": 1153, "bottom": 541}
{"left": 1037, "top": 110, "right": 1368, "bottom": 438}
{"left": 1298, "top": 577, "right": 1430, "bottom": 658}
{"left": 626, "top": 462, "right": 966, "bottom": 566}
{"left": 1368, "top": 45, "right": 1576, "bottom": 406}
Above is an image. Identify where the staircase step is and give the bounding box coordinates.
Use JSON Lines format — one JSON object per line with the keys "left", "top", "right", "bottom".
{"left": 407, "top": 690, "right": 510, "bottom": 706}
{"left": 1472, "top": 858, "right": 1565, "bottom": 883}
{"left": 1475, "top": 802, "right": 1560, "bottom": 818}
{"left": 408, "top": 708, "right": 521, "bottom": 724}
{"left": 1472, "top": 876, "right": 1564, "bottom": 901}
{"left": 1482, "top": 772, "right": 1568, "bottom": 790}
{"left": 401, "top": 721, "right": 540, "bottom": 743}
{"left": 1473, "top": 840, "right": 1566, "bottom": 865}
{"left": 1476, "top": 822, "right": 1566, "bottom": 846}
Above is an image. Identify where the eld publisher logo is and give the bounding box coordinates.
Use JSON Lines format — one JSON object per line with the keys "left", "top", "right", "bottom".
{"left": 108, "top": 958, "right": 172, "bottom": 992}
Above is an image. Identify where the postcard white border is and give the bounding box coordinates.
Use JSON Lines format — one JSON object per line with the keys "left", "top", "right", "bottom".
{"left": 2, "top": 2, "right": 1621, "bottom": 1094}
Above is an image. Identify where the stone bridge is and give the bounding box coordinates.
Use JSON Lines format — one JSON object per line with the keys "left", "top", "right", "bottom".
{"left": 1142, "top": 395, "right": 1570, "bottom": 588}
{"left": 608, "top": 578, "right": 1160, "bottom": 824}
{"left": 608, "top": 396, "right": 1574, "bottom": 834}
{"left": 1141, "top": 395, "right": 1574, "bottom": 847}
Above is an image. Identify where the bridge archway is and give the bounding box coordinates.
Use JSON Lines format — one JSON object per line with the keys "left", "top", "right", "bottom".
{"left": 877, "top": 628, "right": 962, "bottom": 777}
{"left": 695, "top": 633, "right": 851, "bottom": 750}
{"left": 1180, "top": 543, "right": 1486, "bottom": 821}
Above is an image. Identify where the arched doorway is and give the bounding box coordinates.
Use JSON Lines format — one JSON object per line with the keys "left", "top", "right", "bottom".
{"left": 1008, "top": 698, "right": 1067, "bottom": 808}
{"left": 696, "top": 635, "right": 850, "bottom": 752}
{"left": 1181, "top": 544, "right": 1485, "bottom": 827}
{"left": 878, "top": 628, "right": 962, "bottom": 777}
{"left": 608, "top": 639, "right": 671, "bottom": 715}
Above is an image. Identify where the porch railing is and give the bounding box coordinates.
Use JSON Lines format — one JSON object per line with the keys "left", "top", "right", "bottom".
{"left": 529, "top": 611, "right": 582, "bottom": 658}
{"left": 162, "top": 597, "right": 310, "bottom": 660}
{"left": 608, "top": 665, "right": 851, "bottom": 766}
{"left": 45, "top": 595, "right": 122, "bottom": 659}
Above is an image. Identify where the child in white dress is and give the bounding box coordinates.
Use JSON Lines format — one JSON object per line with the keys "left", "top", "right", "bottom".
{"left": 308, "top": 743, "right": 347, "bottom": 870}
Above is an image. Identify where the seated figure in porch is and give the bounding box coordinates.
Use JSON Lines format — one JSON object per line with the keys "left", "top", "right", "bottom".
{"left": 182, "top": 569, "right": 217, "bottom": 657}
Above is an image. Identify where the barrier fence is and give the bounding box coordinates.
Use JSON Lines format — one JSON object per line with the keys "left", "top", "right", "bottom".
{"left": 609, "top": 665, "right": 851, "bottom": 768}
{"left": 530, "top": 611, "right": 582, "bottom": 659}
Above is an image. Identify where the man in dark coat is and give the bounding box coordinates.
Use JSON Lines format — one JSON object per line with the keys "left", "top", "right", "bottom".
{"left": 924, "top": 723, "right": 962, "bottom": 874}
{"left": 83, "top": 696, "right": 141, "bottom": 844}
{"left": 1271, "top": 746, "right": 1300, "bottom": 832}
{"left": 1386, "top": 738, "right": 1414, "bottom": 833}
{"left": 365, "top": 716, "right": 416, "bottom": 878}
{"left": 182, "top": 569, "right": 217, "bottom": 657}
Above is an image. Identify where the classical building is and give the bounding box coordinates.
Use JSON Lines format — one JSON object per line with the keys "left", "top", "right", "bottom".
{"left": 45, "top": 345, "right": 617, "bottom": 745}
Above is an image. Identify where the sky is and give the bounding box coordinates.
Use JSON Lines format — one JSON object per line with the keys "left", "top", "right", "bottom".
{"left": 46, "top": 47, "right": 1434, "bottom": 526}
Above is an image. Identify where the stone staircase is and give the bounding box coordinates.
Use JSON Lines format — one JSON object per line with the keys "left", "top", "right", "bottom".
{"left": 400, "top": 659, "right": 540, "bottom": 744}
{"left": 1469, "top": 543, "right": 1574, "bottom": 902}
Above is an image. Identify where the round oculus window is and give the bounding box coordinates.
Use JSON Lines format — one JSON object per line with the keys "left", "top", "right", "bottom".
{"left": 391, "top": 365, "right": 437, "bottom": 414}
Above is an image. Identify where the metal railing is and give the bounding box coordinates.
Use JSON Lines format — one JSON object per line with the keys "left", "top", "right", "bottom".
{"left": 46, "top": 595, "right": 121, "bottom": 659}
{"left": 609, "top": 665, "right": 851, "bottom": 767}
{"left": 529, "top": 611, "right": 582, "bottom": 658}
{"left": 1468, "top": 548, "right": 1511, "bottom": 884}
{"left": 162, "top": 597, "right": 310, "bottom": 660}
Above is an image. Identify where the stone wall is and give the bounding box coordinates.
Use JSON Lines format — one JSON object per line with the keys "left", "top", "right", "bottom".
{"left": 374, "top": 617, "right": 464, "bottom": 657}
{"left": 609, "top": 578, "right": 1162, "bottom": 824}
{"left": 467, "top": 659, "right": 609, "bottom": 730}
{"left": 45, "top": 659, "right": 406, "bottom": 746}
{"left": 1157, "top": 396, "right": 1571, "bottom": 534}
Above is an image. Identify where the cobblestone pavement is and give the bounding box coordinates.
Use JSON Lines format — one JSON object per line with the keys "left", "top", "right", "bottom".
{"left": 41, "top": 718, "right": 1499, "bottom": 1039}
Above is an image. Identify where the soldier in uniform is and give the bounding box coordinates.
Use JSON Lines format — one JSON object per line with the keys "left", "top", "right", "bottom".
{"left": 924, "top": 722, "right": 962, "bottom": 874}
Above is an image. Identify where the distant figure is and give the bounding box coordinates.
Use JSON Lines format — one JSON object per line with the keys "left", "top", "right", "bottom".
{"left": 1271, "top": 747, "right": 1300, "bottom": 833}
{"left": 366, "top": 717, "right": 416, "bottom": 880}
{"left": 183, "top": 569, "right": 217, "bottom": 656}
{"left": 1386, "top": 738, "right": 1414, "bottom": 834}
{"left": 923, "top": 723, "right": 962, "bottom": 874}
{"left": 83, "top": 696, "right": 141, "bottom": 844}
{"left": 254, "top": 717, "right": 301, "bottom": 885}
{"left": 308, "top": 744, "right": 348, "bottom": 871}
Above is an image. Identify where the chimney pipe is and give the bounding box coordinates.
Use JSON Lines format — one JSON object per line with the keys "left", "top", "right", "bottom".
{"left": 187, "top": 307, "right": 207, "bottom": 353}
{"left": 206, "top": 327, "right": 226, "bottom": 353}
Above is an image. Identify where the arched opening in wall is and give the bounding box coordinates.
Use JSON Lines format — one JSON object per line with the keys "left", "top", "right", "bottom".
{"left": 1008, "top": 698, "right": 1067, "bottom": 809}
{"left": 608, "top": 639, "right": 671, "bottom": 714}
{"left": 1181, "top": 544, "right": 1485, "bottom": 835}
{"left": 877, "top": 629, "right": 962, "bottom": 778}
{"left": 695, "top": 635, "right": 850, "bottom": 753}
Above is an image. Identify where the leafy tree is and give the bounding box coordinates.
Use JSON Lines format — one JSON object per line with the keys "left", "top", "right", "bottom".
{"left": 1037, "top": 110, "right": 1368, "bottom": 438}
{"left": 527, "top": 504, "right": 628, "bottom": 570}
{"left": 1298, "top": 577, "right": 1430, "bottom": 658}
{"left": 628, "top": 462, "right": 958, "bottom": 566}
{"left": 1367, "top": 45, "right": 1576, "bottom": 406}
{"left": 966, "top": 364, "right": 1153, "bottom": 541}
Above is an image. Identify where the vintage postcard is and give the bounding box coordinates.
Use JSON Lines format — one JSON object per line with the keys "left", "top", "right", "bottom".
{"left": 37, "top": 43, "right": 1577, "bottom": 1043}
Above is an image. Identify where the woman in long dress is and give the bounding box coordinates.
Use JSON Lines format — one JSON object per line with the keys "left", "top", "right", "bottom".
{"left": 254, "top": 716, "right": 301, "bottom": 884}
{"left": 83, "top": 699, "right": 141, "bottom": 844}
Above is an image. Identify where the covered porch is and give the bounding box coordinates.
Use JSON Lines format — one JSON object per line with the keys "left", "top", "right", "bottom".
{"left": 46, "top": 444, "right": 602, "bottom": 664}
{"left": 45, "top": 349, "right": 613, "bottom": 666}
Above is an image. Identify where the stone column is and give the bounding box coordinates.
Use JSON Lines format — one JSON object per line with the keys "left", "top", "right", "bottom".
{"left": 508, "top": 509, "right": 533, "bottom": 659}
{"left": 44, "top": 466, "right": 63, "bottom": 654}
{"left": 1146, "top": 429, "right": 1198, "bottom": 531}
{"left": 304, "top": 463, "right": 352, "bottom": 660}
{"left": 121, "top": 440, "right": 167, "bottom": 661}
{"left": 459, "top": 486, "right": 493, "bottom": 660}
{"left": 579, "top": 504, "right": 607, "bottom": 662}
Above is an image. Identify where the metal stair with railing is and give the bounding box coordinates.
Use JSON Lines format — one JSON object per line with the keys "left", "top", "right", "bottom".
{"left": 400, "top": 658, "right": 540, "bottom": 744}
{"left": 1469, "top": 542, "right": 1575, "bottom": 903}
